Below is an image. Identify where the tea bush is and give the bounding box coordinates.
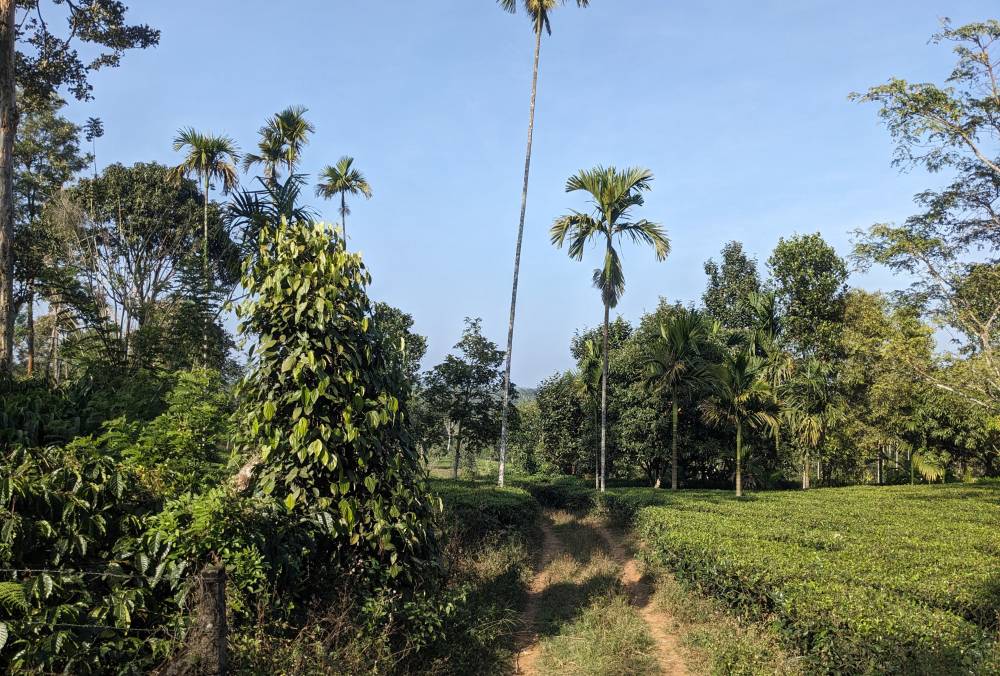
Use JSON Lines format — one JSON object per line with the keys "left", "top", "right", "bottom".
{"left": 627, "top": 484, "right": 1000, "bottom": 673}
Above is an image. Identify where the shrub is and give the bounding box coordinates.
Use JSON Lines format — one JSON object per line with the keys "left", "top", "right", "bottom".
{"left": 234, "top": 220, "right": 441, "bottom": 589}
{"left": 0, "top": 442, "right": 182, "bottom": 674}
{"left": 431, "top": 480, "right": 539, "bottom": 543}
{"left": 127, "top": 368, "right": 233, "bottom": 496}
{"left": 515, "top": 475, "right": 595, "bottom": 511}
{"left": 630, "top": 484, "right": 1000, "bottom": 673}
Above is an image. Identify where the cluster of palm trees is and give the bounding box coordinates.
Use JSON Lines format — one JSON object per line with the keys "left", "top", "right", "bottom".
{"left": 168, "top": 106, "right": 373, "bottom": 355}
{"left": 170, "top": 106, "right": 373, "bottom": 282}
{"left": 643, "top": 294, "right": 843, "bottom": 497}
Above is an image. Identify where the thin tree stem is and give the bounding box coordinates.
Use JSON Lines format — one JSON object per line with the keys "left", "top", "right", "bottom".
{"left": 601, "top": 298, "right": 609, "bottom": 493}
{"left": 498, "top": 19, "right": 543, "bottom": 488}
{"left": 736, "top": 421, "right": 743, "bottom": 498}
{"left": 0, "top": 0, "right": 16, "bottom": 374}
{"left": 671, "top": 392, "right": 678, "bottom": 490}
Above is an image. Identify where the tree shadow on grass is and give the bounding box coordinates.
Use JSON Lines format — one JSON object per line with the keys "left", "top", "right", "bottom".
{"left": 534, "top": 573, "right": 622, "bottom": 638}
{"left": 550, "top": 520, "right": 608, "bottom": 566}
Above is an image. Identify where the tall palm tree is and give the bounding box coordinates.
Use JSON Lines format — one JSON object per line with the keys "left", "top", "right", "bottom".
{"left": 243, "top": 105, "right": 314, "bottom": 185}
{"left": 170, "top": 129, "right": 241, "bottom": 282}
{"left": 551, "top": 165, "right": 670, "bottom": 491}
{"left": 575, "top": 337, "right": 602, "bottom": 488}
{"left": 700, "top": 349, "right": 777, "bottom": 497}
{"left": 316, "top": 156, "right": 373, "bottom": 246}
{"left": 84, "top": 117, "right": 103, "bottom": 179}
{"left": 496, "top": 0, "right": 590, "bottom": 488}
{"left": 783, "top": 358, "right": 841, "bottom": 489}
{"left": 645, "top": 308, "right": 708, "bottom": 490}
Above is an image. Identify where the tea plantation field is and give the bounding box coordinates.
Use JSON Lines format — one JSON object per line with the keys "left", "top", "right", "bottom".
{"left": 609, "top": 483, "right": 1000, "bottom": 674}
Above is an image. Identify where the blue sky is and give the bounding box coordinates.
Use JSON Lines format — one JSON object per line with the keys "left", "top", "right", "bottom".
{"left": 64, "top": 0, "right": 995, "bottom": 386}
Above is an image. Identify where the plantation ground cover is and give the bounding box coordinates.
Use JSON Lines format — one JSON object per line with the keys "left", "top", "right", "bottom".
{"left": 616, "top": 483, "right": 1000, "bottom": 674}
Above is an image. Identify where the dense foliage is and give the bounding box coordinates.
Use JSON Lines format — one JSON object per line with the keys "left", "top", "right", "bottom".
{"left": 627, "top": 484, "right": 1000, "bottom": 673}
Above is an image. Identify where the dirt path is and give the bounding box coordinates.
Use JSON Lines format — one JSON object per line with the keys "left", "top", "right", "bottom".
{"left": 515, "top": 514, "right": 561, "bottom": 675}
{"left": 598, "top": 523, "right": 690, "bottom": 676}
{"left": 515, "top": 511, "right": 689, "bottom": 676}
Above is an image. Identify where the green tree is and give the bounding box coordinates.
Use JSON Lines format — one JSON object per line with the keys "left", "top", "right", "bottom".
{"left": 0, "top": 0, "right": 158, "bottom": 373}
{"left": 316, "top": 156, "right": 373, "bottom": 247}
{"left": 83, "top": 116, "right": 103, "bottom": 178}
{"left": 12, "top": 95, "right": 87, "bottom": 374}
{"left": 169, "top": 128, "right": 240, "bottom": 285}
{"left": 852, "top": 19, "right": 1000, "bottom": 412}
{"left": 72, "top": 162, "right": 220, "bottom": 370}
{"left": 242, "top": 105, "right": 314, "bottom": 185}
{"left": 495, "top": 0, "right": 590, "bottom": 488}
{"left": 372, "top": 301, "right": 427, "bottom": 387}
{"left": 234, "top": 218, "right": 439, "bottom": 582}
{"left": 551, "top": 165, "right": 670, "bottom": 491}
{"left": 702, "top": 241, "right": 761, "bottom": 332}
{"left": 535, "top": 370, "right": 591, "bottom": 475}
{"left": 645, "top": 308, "right": 709, "bottom": 490}
{"left": 768, "top": 232, "right": 847, "bottom": 359}
{"left": 700, "top": 349, "right": 777, "bottom": 497}
{"left": 782, "top": 358, "right": 842, "bottom": 489}
{"left": 423, "top": 318, "right": 507, "bottom": 479}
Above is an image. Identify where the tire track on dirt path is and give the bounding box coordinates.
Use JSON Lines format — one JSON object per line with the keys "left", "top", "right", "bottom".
{"left": 515, "top": 512, "right": 561, "bottom": 675}
{"left": 597, "top": 522, "right": 690, "bottom": 676}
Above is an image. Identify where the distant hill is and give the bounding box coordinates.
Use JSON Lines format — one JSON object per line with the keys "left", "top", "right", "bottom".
{"left": 516, "top": 387, "right": 537, "bottom": 404}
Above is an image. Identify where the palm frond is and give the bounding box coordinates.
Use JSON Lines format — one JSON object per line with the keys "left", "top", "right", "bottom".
{"left": 592, "top": 245, "right": 625, "bottom": 308}
{"left": 617, "top": 219, "right": 670, "bottom": 261}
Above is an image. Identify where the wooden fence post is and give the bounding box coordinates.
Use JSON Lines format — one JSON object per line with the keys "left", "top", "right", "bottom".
{"left": 195, "top": 564, "right": 227, "bottom": 675}
{"left": 161, "top": 563, "right": 228, "bottom": 675}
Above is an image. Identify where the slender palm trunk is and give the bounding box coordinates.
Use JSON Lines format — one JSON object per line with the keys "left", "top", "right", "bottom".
{"left": 25, "top": 284, "right": 34, "bottom": 376}
{"left": 341, "top": 193, "right": 347, "bottom": 247}
{"left": 48, "top": 301, "right": 60, "bottom": 383}
{"left": 671, "top": 392, "right": 679, "bottom": 490}
{"left": 593, "top": 404, "right": 600, "bottom": 489}
{"left": 498, "top": 20, "right": 544, "bottom": 488}
{"left": 802, "top": 449, "right": 810, "bottom": 489}
{"left": 452, "top": 425, "right": 463, "bottom": 480}
{"left": 600, "top": 298, "right": 610, "bottom": 493}
{"left": 736, "top": 420, "right": 743, "bottom": 498}
{"left": 0, "top": 0, "right": 16, "bottom": 374}
{"left": 202, "top": 173, "right": 211, "bottom": 366}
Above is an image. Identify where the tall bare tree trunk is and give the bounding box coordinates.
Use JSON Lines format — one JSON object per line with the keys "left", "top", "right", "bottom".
{"left": 600, "top": 298, "right": 609, "bottom": 493}
{"left": 0, "top": 0, "right": 17, "bottom": 375}
{"left": 802, "top": 450, "right": 810, "bottom": 489}
{"left": 498, "top": 20, "right": 543, "bottom": 489}
{"left": 48, "top": 301, "right": 60, "bottom": 384}
{"left": 671, "top": 393, "right": 679, "bottom": 490}
{"left": 25, "top": 284, "right": 33, "bottom": 376}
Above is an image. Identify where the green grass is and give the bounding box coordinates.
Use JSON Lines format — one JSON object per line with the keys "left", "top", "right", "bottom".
{"left": 535, "top": 593, "right": 659, "bottom": 676}
{"left": 529, "top": 511, "right": 659, "bottom": 676}
{"left": 649, "top": 568, "right": 802, "bottom": 675}
{"left": 616, "top": 483, "right": 1000, "bottom": 674}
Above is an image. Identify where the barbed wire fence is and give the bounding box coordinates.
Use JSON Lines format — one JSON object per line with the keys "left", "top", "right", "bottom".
{"left": 1, "top": 563, "right": 228, "bottom": 675}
